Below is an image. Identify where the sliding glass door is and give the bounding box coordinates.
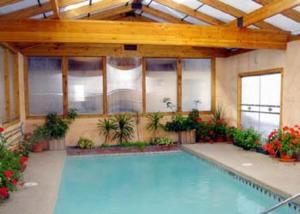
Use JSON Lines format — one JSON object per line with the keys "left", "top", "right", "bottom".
{"left": 240, "top": 72, "right": 282, "bottom": 137}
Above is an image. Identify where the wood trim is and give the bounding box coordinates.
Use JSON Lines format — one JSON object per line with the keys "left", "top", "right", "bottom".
{"left": 211, "top": 58, "right": 216, "bottom": 113}
{"left": 0, "top": 20, "right": 289, "bottom": 50}
{"left": 142, "top": 58, "right": 146, "bottom": 113}
{"left": 3, "top": 119, "right": 20, "bottom": 129}
{"left": 62, "top": 56, "right": 68, "bottom": 116}
{"left": 0, "top": 0, "right": 21, "bottom": 7}
{"left": 3, "top": 48, "right": 10, "bottom": 122}
{"left": 51, "top": 0, "right": 60, "bottom": 19}
{"left": 102, "top": 56, "right": 108, "bottom": 115}
{"left": 23, "top": 56, "right": 29, "bottom": 117}
{"left": 177, "top": 58, "right": 182, "bottom": 112}
{"left": 237, "top": 68, "right": 284, "bottom": 128}
{"left": 13, "top": 53, "right": 20, "bottom": 119}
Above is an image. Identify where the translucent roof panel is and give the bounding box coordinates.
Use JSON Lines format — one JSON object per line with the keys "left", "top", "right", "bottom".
{"left": 149, "top": 1, "right": 186, "bottom": 19}
{"left": 142, "top": 12, "right": 168, "bottom": 23}
{"left": 0, "top": 0, "right": 49, "bottom": 15}
{"left": 197, "top": 5, "right": 235, "bottom": 23}
{"left": 61, "top": 0, "right": 89, "bottom": 12}
{"left": 31, "top": 11, "right": 54, "bottom": 20}
{"left": 264, "top": 14, "right": 300, "bottom": 33}
{"left": 219, "top": 0, "right": 261, "bottom": 13}
{"left": 185, "top": 16, "right": 209, "bottom": 25}
{"left": 294, "top": 6, "right": 300, "bottom": 12}
{"left": 172, "top": 0, "right": 203, "bottom": 10}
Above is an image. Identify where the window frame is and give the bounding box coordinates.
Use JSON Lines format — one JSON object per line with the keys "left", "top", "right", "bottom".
{"left": 0, "top": 46, "right": 20, "bottom": 127}
{"left": 237, "top": 68, "right": 284, "bottom": 129}
{"left": 24, "top": 56, "right": 216, "bottom": 118}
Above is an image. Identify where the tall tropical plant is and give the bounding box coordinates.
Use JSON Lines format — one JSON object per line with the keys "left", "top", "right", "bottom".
{"left": 97, "top": 118, "right": 117, "bottom": 145}
{"left": 146, "top": 112, "right": 164, "bottom": 138}
{"left": 113, "top": 114, "right": 135, "bottom": 144}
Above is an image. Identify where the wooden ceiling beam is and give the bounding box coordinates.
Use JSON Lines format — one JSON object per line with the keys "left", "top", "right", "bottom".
{"left": 0, "top": 0, "right": 84, "bottom": 20}
{"left": 0, "top": 0, "right": 21, "bottom": 7}
{"left": 114, "top": 15, "right": 159, "bottom": 22}
{"left": 84, "top": 4, "right": 132, "bottom": 20}
{"left": 142, "top": 6, "right": 188, "bottom": 24}
{"left": 154, "top": 0, "right": 224, "bottom": 25}
{"left": 0, "top": 19, "right": 288, "bottom": 49}
{"left": 253, "top": 0, "right": 300, "bottom": 22}
{"left": 228, "top": 0, "right": 300, "bottom": 28}
{"left": 200, "top": 0, "right": 283, "bottom": 31}
{"left": 51, "top": 0, "right": 60, "bottom": 19}
{"left": 56, "top": 0, "right": 129, "bottom": 19}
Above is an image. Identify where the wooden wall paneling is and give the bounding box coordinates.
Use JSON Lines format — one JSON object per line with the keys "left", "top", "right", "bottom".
{"left": 177, "top": 58, "right": 182, "bottom": 112}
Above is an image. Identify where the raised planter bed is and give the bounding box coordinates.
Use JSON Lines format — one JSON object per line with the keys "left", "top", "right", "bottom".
{"left": 67, "top": 144, "right": 180, "bottom": 156}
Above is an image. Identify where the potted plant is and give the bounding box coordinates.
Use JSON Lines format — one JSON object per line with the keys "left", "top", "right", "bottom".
{"left": 30, "top": 125, "right": 50, "bottom": 152}
{"left": 45, "top": 109, "right": 78, "bottom": 150}
{"left": 112, "top": 114, "right": 135, "bottom": 144}
{"left": 164, "top": 114, "right": 188, "bottom": 144}
{"left": 225, "top": 127, "right": 237, "bottom": 143}
{"left": 98, "top": 117, "right": 117, "bottom": 146}
{"left": 146, "top": 112, "right": 164, "bottom": 144}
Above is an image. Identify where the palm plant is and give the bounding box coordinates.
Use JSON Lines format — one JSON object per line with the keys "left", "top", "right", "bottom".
{"left": 97, "top": 118, "right": 117, "bottom": 145}
{"left": 146, "top": 112, "right": 164, "bottom": 138}
{"left": 113, "top": 114, "right": 135, "bottom": 144}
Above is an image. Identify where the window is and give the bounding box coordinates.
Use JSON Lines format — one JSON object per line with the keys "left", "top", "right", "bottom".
{"left": 240, "top": 72, "right": 282, "bottom": 137}
{"left": 27, "top": 57, "right": 63, "bottom": 116}
{"left": 182, "top": 59, "right": 211, "bottom": 111}
{"left": 0, "top": 46, "right": 19, "bottom": 125}
{"left": 107, "top": 57, "right": 142, "bottom": 113}
{"left": 68, "top": 57, "right": 103, "bottom": 114}
{"left": 145, "top": 58, "right": 177, "bottom": 112}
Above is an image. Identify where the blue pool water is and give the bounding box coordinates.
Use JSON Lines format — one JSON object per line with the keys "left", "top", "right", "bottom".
{"left": 55, "top": 152, "right": 298, "bottom": 214}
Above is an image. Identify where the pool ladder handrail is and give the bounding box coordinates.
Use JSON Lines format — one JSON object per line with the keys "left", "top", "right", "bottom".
{"left": 261, "top": 192, "right": 300, "bottom": 214}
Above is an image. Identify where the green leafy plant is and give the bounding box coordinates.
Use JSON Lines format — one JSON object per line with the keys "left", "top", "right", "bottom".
{"left": 146, "top": 112, "right": 164, "bottom": 138}
{"left": 113, "top": 114, "right": 135, "bottom": 144}
{"left": 31, "top": 125, "right": 50, "bottom": 145}
{"left": 164, "top": 114, "right": 187, "bottom": 132}
{"left": 97, "top": 118, "right": 117, "bottom": 145}
{"left": 233, "top": 128, "right": 261, "bottom": 150}
{"left": 150, "top": 136, "right": 172, "bottom": 146}
{"left": 77, "top": 137, "right": 94, "bottom": 149}
{"left": 226, "top": 127, "right": 238, "bottom": 141}
{"left": 44, "top": 109, "right": 78, "bottom": 140}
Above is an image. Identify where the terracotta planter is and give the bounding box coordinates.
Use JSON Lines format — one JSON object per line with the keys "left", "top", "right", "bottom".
{"left": 280, "top": 154, "right": 296, "bottom": 162}
{"left": 32, "top": 143, "right": 43, "bottom": 153}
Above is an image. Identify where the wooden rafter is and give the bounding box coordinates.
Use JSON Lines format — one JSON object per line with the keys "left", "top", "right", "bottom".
{"left": 0, "top": 0, "right": 84, "bottom": 20}
{"left": 55, "top": 0, "right": 129, "bottom": 19}
{"left": 154, "top": 0, "right": 224, "bottom": 25}
{"left": 253, "top": 0, "right": 300, "bottom": 22}
{"left": 227, "top": 0, "right": 300, "bottom": 28}
{"left": 114, "top": 15, "right": 159, "bottom": 22}
{"left": 51, "top": 0, "right": 60, "bottom": 19}
{"left": 85, "top": 5, "right": 132, "bottom": 20}
{"left": 200, "top": 0, "right": 283, "bottom": 31}
{"left": 142, "top": 6, "right": 188, "bottom": 24}
{"left": 0, "top": 19, "right": 288, "bottom": 49}
{"left": 0, "top": 0, "right": 21, "bottom": 7}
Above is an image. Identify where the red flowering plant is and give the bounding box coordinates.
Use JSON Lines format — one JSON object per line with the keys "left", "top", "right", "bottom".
{"left": 264, "top": 126, "right": 300, "bottom": 158}
{"left": 0, "top": 127, "right": 23, "bottom": 201}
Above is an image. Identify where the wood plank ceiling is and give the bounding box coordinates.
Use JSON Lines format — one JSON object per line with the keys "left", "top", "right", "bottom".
{"left": 0, "top": 0, "right": 299, "bottom": 57}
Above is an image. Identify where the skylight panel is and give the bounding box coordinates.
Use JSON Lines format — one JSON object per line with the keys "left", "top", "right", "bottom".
{"left": 150, "top": 1, "right": 185, "bottom": 19}
{"left": 219, "top": 0, "right": 261, "bottom": 13}
{"left": 197, "top": 5, "right": 235, "bottom": 23}
{"left": 0, "top": 0, "right": 47, "bottom": 15}
{"left": 142, "top": 12, "right": 167, "bottom": 23}
{"left": 293, "top": 6, "right": 300, "bottom": 12}
{"left": 172, "top": 0, "right": 202, "bottom": 10}
{"left": 265, "top": 14, "right": 300, "bottom": 32}
{"left": 30, "top": 10, "right": 53, "bottom": 19}
{"left": 185, "top": 16, "right": 209, "bottom": 25}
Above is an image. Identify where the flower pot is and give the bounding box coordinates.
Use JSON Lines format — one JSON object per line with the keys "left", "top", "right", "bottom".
{"left": 32, "top": 143, "right": 43, "bottom": 153}
{"left": 280, "top": 154, "right": 296, "bottom": 162}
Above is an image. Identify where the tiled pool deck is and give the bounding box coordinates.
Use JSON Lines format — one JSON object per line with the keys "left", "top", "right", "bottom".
{"left": 1, "top": 144, "right": 300, "bottom": 214}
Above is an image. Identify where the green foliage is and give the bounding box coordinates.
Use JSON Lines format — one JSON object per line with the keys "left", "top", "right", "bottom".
{"left": 149, "top": 136, "right": 173, "bottom": 145}
{"left": 120, "top": 141, "right": 149, "bottom": 151}
{"left": 113, "top": 114, "right": 135, "bottom": 144}
{"left": 212, "top": 105, "right": 224, "bottom": 123}
{"left": 97, "top": 118, "right": 117, "bottom": 145}
{"left": 164, "top": 114, "right": 188, "bottom": 132}
{"left": 31, "top": 125, "right": 50, "bottom": 144}
{"left": 77, "top": 137, "right": 94, "bottom": 149}
{"left": 146, "top": 112, "right": 164, "bottom": 137}
{"left": 226, "top": 127, "right": 238, "bottom": 140}
{"left": 44, "top": 109, "right": 78, "bottom": 140}
{"left": 233, "top": 128, "right": 261, "bottom": 150}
